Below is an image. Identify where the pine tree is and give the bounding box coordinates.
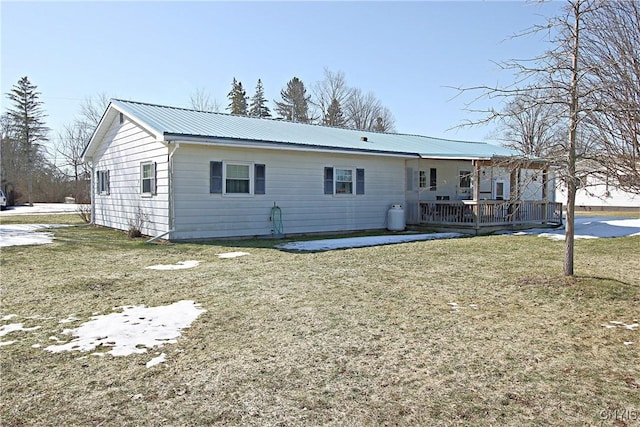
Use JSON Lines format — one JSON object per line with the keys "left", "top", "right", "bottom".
{"left": 5, "top": 76, "right": 49, "bottom": 206}
{"left": 227, "top": 78, "right": 247, "bottom": 115}
{"left": 274, "top": 77, "right": 311, "bottom": 123}
{"left": 324, "top": 97, "right": 346, "bottom": 127}
{"left": 249, "top": 79, "right": 271, "bottom": 118}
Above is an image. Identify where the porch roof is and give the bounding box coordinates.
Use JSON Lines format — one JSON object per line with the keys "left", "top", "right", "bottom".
{"left": 88, "top": 99, "right": 517, "bottom": 160}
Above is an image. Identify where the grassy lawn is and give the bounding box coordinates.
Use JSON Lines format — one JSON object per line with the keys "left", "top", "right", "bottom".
{"left": 1, "top": 214, "right": 639, "bottom": 426}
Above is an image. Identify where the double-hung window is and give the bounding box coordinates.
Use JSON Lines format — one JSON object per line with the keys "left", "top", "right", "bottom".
{"left": 210, "top": 161, "right": 266, "bottom": 196}
{"left": 335, "top": 168, "right": 353, "bottom": 194}
{"left": 324, "top": 167, "right": 365, "bottom": 195}
{"left": 97, "top": 170, "right": 110, "bottom": 195}
{"left": 141, "top": 162, "right": 156, "bottom": 196}
{"left": 226, "top": 164, "right": 250, "bottom": 194}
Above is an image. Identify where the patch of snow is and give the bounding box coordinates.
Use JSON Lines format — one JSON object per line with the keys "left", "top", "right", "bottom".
{"left": 146, "top": 352, "right": 167, "bottom": 368}
{"left": 469, "top": 304, "right": 479, "bottom": 310}
{"left": 277, "top": 233, "right": 463, "bottom": 252}
{"left": 0, "top": 323, "right": 41, "bottom": 337}
{"left": 217, "top": 251, "right": 250, "bottom": 259}
{"left": 145, "top": 260, "right": 200, "bottom": 270}
{"left": 32, "top": 343, "right": 41, "bottom": 348}
{"left": 2, "top": 314, "right": 17, "bottom": 321}
{"left": 59, "top": 315, "right": 80, "bottom": 324}
{"left": 49, "top": 336, "right": 62, "bottom": 341}
{"left": 0, "top": 203, "right": 87, "bottom": 216}
{"left": 0, "top": 341, "right": 15, "bottom": 346}
{"left": 45, "top": 300, "right": 206, "bottom": 357}
{"left": 500, "top": 217, "right": 640, "bottom": 240}
{"left": 602, "top": 320, "right": 638, "bottom": 331}
{"left": 624, "top": 341, "right": 634, "bottom": 346}
{"left": 0, "top": 224, "right": 68, "bottom": 247}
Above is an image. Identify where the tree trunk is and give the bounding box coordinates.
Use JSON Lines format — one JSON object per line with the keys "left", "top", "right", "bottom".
{"left": 564, "top": 0, "right": 582, "bottom": 277}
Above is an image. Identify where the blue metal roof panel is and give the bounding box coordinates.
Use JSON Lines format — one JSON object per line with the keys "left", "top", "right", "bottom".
{"left": 112, "top": 99, "right": 516, "bottom": 159}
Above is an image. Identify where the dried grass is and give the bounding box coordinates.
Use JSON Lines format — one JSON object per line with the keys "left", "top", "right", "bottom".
{"left": 0, "top": 217, "right": 638, "bottom": 426}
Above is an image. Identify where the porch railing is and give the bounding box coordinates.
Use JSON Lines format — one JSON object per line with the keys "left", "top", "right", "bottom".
{"left": 420, "top": 200, "right": 563, "bottom": 228}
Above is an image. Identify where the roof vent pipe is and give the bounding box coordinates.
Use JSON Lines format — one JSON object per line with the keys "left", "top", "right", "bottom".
{"left": 360, "top": 136, "right": 368, "bottom": 142}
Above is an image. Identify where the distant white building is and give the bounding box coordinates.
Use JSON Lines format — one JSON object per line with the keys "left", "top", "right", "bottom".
{"left": 556, "top": 176, "right": 640, "bottom": 212}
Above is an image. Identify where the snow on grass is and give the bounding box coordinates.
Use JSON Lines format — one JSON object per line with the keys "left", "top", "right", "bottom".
{"left": 145, "top": 260, "right": 200, "bottom": 270}
{"left": 0, "top": 224, "right": 68, "bottom": 247}
{"left": 500, "top": 217, "right": 640, "bottom": 241}
{"left": 216, "top": 251, "right": 250, "bottom": 259}
{"left": 2, "top": 314, "right": 17, "bottom": 321}
{"left": 146, "top": 353, "right": 167, "bottom": 368}
{"left": 277, "top": 232, "right": 463, "bottom": 252}
{"left": 0, "top": 323, "right": 41, "bottom": 337}
{"left": 0, "top": 203, "right": 87, "bottom": 215}
{"left": 45, "top": 300, "right": 206, "bottom": 358}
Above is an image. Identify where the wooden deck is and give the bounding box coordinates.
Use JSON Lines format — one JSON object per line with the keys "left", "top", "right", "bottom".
{"left": 419, "top": 200, "right": 563, "bottom": 233}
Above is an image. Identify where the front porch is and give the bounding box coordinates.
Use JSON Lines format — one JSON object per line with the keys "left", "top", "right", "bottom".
{"left": 419, "top": 200, "right": 563, "bottom": 233}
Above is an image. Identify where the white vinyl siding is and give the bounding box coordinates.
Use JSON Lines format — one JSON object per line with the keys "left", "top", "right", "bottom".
{"left": 91, "top": 116, "right": 169, "bottom": 237}
{"left": 171, "top": 145, "right": 404, "bottom": 239}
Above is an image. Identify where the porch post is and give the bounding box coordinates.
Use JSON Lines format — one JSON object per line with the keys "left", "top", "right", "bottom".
{"left": 542, "top": 167, "right": 549, "bottom": 222}
{"left": 473, "top": 160, "right": 481, "bottom": 230}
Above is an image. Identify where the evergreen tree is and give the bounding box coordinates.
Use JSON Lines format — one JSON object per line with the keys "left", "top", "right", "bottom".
{"left": 5, "top": 76, "right": 49, "bottom": 206}
{"left": 274, "top": 77, "right": 311, "bottom": 123}
{"left": 249, "top": 79, "right": 271, "bottom": 118}
{"left": 324, "top": 97, "right": 346, "bottom": 127}
{"left": 227, "top": 78, "right": 247, "bottom": 115}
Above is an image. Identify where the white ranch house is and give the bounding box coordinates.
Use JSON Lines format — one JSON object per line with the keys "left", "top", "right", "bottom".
{"left": 82, "top": 100, "right": 562, "bottom": 240}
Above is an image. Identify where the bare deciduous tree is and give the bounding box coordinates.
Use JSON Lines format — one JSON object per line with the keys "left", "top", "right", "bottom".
{"left": 312, "top": 68, "right": 353, "bottom": 127}
{"left": 344, "top": 88, "right": 396, "bottom": 132}
{"left": 189, "top": 87, "right": 220, "bottom": 112}
{"left": 454, "top": 0, "right": 617, "bottom": 276}
{"left": 580, "top": 1, "right": 640, "bottom": 194}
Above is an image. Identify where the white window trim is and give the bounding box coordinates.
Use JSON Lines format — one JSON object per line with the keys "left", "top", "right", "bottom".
{"left": 223, "top": 161, "right": 254, "bottom": 196}
{"left": 333, "top": 166, "right": 356, "bottom": 197}
{"left": 140, "top": 161, "right": 155, "bottom": 197}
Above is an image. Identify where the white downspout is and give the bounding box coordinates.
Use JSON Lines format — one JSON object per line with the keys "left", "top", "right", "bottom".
{"left": 88, "top": 158, "right": 96, "bottom": 225}
{"left": 167, "top": 142, "right": 180, "bottom": 239}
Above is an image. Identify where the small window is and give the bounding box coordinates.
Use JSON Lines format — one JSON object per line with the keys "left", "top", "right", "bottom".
{"left": 225, "top": 163, "right": 250, "bottom": 194}
{"left": 324, "top": 167, "right": 364, "bottom": 195}
{"left": 254, "top": 164, "right": 266, "bottom": 195}
{"left": 335, "top": 168, "right": 353, "bottom": 194}
{"left": 141, "top": 162, "right": 156, "bottom": 196}
{"left": 429, "top": 168, "right": 437, "bottom": 191}
{"left": 459, "top": 170, "right": 471, "bottom": 189}
{"left": 419, "top": 171, "right": 427, "bottom": 188}
{"left": 97, "top": 170, "right": 110, "bottom": 195}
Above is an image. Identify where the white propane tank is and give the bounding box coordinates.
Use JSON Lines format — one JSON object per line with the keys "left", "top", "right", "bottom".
{"left": 387, "top": 204, "right": 406, "bottom": 231}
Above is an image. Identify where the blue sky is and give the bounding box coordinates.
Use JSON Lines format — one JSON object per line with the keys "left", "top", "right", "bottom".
{"left": 1, "top": 1, "right": 564, "bottom": 148}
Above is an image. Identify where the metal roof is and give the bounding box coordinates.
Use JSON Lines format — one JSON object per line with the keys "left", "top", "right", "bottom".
{"left": 105, "top": 99, "right": 516, "bottom": 159}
